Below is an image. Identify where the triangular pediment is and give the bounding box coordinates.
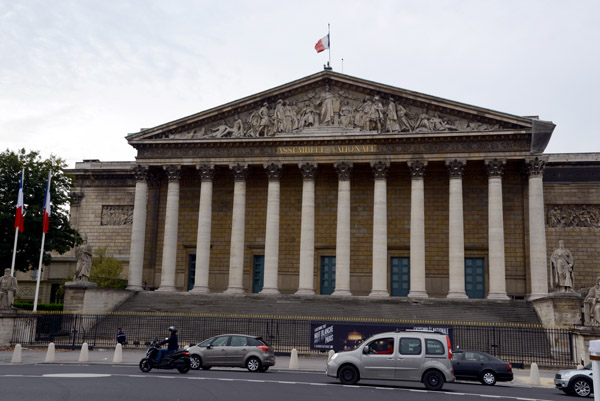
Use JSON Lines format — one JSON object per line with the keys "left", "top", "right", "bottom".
{"left": 127, "top": 70, "right": 534, "bottom": 144}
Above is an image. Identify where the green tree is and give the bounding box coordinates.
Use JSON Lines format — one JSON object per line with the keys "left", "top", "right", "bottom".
{"left": 90, "top": 248, "right": 126, "bottom": 288}
{"left": 0, "top": 149, "right": 80, "bottom": 272}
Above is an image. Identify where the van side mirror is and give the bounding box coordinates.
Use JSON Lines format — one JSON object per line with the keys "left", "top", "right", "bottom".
{"left": 363, "top": 347, "right": 369, "bottom": 355}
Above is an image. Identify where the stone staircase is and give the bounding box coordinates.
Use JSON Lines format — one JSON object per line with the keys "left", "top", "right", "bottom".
{"left": 114, "top": 291, "right": 541, "bottom": 324}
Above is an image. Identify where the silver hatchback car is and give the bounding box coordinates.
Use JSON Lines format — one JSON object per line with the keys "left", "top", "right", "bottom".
{"left": 186, "top": 334, "right": 275, "bottom": 372}
{"left": 326, "top": 330, "right": 455, "bottom": 390}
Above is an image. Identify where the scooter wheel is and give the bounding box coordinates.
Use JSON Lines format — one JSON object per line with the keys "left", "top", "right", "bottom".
{"left": 139, "top": 358, "right": 152, "bottom": 373}
{"left": 177, "top": 358, "right": 191, "bottom": 374}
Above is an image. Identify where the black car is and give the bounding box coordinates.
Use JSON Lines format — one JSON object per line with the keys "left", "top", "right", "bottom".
{"left": 452, "top": 350, "right": 513, "bottom": 385}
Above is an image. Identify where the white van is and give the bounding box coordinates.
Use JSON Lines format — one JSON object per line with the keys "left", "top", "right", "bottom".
{"left": 325, "top": 330, "right": 455, "bottom": 390}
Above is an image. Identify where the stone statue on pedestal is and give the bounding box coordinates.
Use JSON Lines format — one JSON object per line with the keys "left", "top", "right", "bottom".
{"left": 550, "top": 240, "right": 575, "bottom": 293}
{"left": 0, "top": 268, "right": 18, "bottom": 309}
{"left": 75, "top": 237, "right": 93, "bottom": 282}
{"left": 585, "top": 277, "right": 600, "bottom": 326}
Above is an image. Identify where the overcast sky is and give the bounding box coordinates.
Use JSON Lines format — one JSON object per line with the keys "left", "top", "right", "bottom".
{"left": 1, "top": 0, "right": 598, "bottom": 168}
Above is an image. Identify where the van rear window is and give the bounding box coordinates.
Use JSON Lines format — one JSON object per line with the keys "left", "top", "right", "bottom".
{"left": 425, "top": 339, "right": 445, "bottom": 355}
{"left": 399, "top": 338, "right": 421, "bottom": 355}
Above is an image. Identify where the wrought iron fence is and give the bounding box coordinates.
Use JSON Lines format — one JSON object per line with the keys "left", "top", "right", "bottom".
{"left": 10, "top": 312, "right": 574, "bottom": 367}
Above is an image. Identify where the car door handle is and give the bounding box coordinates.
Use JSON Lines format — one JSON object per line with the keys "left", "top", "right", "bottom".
{"left": 387, "top": 358, "right": 394, "bottom": 361}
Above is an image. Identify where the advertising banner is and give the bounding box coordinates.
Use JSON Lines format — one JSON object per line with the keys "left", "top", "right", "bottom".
{"left": 311, "top": 322, "right": 453, "bottom": 352}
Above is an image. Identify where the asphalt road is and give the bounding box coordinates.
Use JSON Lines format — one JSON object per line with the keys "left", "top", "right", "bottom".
{"left": 0, "top": 364, "right": 569, "bottom": 401}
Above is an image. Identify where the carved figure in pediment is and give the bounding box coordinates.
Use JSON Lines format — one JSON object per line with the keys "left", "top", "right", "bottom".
{"left": 340, "top": 100, "right": 354, "bottom": 129}
{"left": 258, "top": 102, "right": 272, "bottom": 137}
{"left": 430, "top": 112, "right": 458, "bottom": 132}
{"left": 274, "top": 99, "right": 286, "bottom": 134}
{"left": 318, "top": 84, "right": 336, "bottom": 126}
{"left": 415, "top": 113, "right": 432, "bottom": 132}
{"left": 299, "top": 100, "right": 317, "bottom": 129}
{"left": 283, "top": 101, "right": 298, "bottom": 132}
{"left": 354, "top": 97, "right": 368, "bottom": 129}
{"left": 385, "top": 98, "right": 400, "bottom": 132}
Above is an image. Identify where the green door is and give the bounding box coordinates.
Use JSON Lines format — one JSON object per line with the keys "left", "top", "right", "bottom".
{"left": 391, "top": 257, "right": 410, "bottom": 296}
{"left": 465, "top": 257, "right": 485, "bottom": 299}
{"left": 320, "top": 256, "right": 336, "bottom": 295}
{"left": 188, "top": 254, "right": 196, "bottom": 291}
{"left": 252, "top": 255, "right": 264, "bottom": 293}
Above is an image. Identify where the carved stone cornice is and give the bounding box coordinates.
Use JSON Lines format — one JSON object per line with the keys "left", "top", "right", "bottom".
{"left": 133, "top": 165, "right": 150, "bottom": 181}
{"left": 298, "top": 162, "right": 318, "bottom": 181}
{"left": 525, "top": 156, "right": 547, "bottom": 178}
{"left": 408, "top": 160, "right": 427, "bottom": 179}
{"left": 334, "top": 161, "right": 353, "bottom": 181}
{"left": 485, "top": 158, "right": 506, "bottom": 178}
{"left": 230, "top": 163, "right": 248, "bottom": 181}
{"left": 197, "top": 164, "right": 215, "bottom": 182}
{"left": 164, "top": 165, "right": 182, "bottom": 182}
{"left": 264, "top": 162, "right": 282, "bottom": 181}
{"left": 446, "top": 159, "right": 466, "bottom": 178}
{"left": 69, "top": 192, "right": 84, "bottom": 206}
{"left": 371, "top": 161, "right": 390, "bottom": 180}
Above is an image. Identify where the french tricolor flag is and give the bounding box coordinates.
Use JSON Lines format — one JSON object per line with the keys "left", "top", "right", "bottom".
{"left": 42, "top": 172, "right": 52, "bottom": 234}
{"left": 14, "top": 169, "right": 24, "bottom": 233}
{"left": 314, "top": 34, "right": 330, "bottom": 53}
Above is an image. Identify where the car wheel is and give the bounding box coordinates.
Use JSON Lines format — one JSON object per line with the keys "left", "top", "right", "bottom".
{"left": 177, "top": 358, "right": 191, "bottom": 374}
{"left": 201, "top": 366, "right": 211, "bottom": 371}
{"left": 246, "top": 357, "right": 262, "bottom": 372}
{"left": 338, "top": 365, "right": 359, "bottom": 385}
{"left": 189, "top": 354, "right": 201, "bottom": 370}
{"left": 423, "top": 370, "right": 445, "bottom": 391}
{"left": 480, "top": 370, "right": 497, "bottom": 386}
{"left": 139, "top": 358, "right": 152, "bottom": 373}
{"left": 571, "top": 378, "right": 592, "bottom": 397}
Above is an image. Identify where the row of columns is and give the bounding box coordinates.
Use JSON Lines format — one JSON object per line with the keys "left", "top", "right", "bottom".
{"left": 127, "top": 158, "right": 549, "bottom": 300}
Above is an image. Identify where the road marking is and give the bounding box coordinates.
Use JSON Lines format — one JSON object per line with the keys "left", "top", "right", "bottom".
{"left": 43, "top": 373, "right": 111, "bottom": 378}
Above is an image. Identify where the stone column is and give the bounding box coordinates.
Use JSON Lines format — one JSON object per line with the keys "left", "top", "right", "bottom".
{"left": 261, "top": 163, "right": 282, "bottom": 294}
{"left": 369, "top": 161, "right": 390, "bottom": 297}
{"left": 190, "top": 164, "right": 214, "bottom": 293}
{"left": 225, "top": 163, "right": 248, "bottom": 294}
{"left": 408, "top": 160, "right": 428, "bottom": 298}
{"left": 332, "top": 162, "right": 353, "bottom": 296}
{"left": 127, "top": 165, "right": 149, "bottom": 291}
{"left": 296, "top": 163, "right": 318, "bottom": 295}
{"left": 526, "top": 157, "right": 549, "bottom": 300}
{"left": 158, "top": 165, "right": 182, "bottom": 292}
{"left": 486, "top": 159, "right": 510, "bottom": 300}
{"left": 446, "top": 159, "right": 468, "bottom": 299}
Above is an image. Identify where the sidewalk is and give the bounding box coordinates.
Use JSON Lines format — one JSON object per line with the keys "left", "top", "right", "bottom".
{"left": 0, "top": 346, "right": 557, "bottom": 388}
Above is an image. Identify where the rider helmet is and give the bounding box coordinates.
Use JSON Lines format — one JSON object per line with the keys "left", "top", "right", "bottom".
{"left": 168, "top": 326, "right": 177, "bottom": 333}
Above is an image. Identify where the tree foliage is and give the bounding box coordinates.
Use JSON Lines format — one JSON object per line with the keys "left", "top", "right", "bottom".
{"left": 0, "top": 149, "right": 80, "bottom": 272}
{"left": 90, "top": 247, "right": 126, "bottom": 288}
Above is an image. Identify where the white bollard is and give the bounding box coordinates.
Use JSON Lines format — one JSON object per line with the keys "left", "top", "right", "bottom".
{"left": 589, "top": 340, "right": 600, "bottom": 401}
{"left": 529, "top": 362, "right": 540, "bottom": 385}
{"left": 45, "top": 342, "right": 56, "bottom": 362}
{"left": 11, "top": 344, "right": 22, "bottom": 363}
{"left": 289, "top": 348, "right": 299, "bottom": 370}
{"left": 79, "top": 342, "right": 89, "bottom": 362}
{"left": 113, "top": 343, "right": 123, "bottom": 363}
{"left": 328, "top": 350, "right": 335, "bottom": 361}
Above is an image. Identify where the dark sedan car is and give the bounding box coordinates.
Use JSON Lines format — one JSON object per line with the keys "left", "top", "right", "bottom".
{"left": 452, "top": 350, "right": 513, "bottom": 385}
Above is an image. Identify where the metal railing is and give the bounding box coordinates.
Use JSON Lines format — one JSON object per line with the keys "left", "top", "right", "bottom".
{"left": 10, "top": 312, "right": 573, "bottom": 367}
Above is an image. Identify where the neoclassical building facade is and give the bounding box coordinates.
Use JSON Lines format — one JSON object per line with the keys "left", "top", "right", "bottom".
{"left": 66, "top": 71, "right": 600, "bottom": 300}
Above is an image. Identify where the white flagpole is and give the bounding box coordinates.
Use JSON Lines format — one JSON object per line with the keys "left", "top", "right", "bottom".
{"left": 33, "top": 232, "right": 45, "bottom": 312}
{"left": 10, "top": 227, "right": 19, "bottom": 277}
{"left": 328, "top": 23, "right": 331, "bottom": 68}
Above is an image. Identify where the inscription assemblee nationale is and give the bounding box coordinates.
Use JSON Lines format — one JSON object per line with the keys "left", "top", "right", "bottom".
{"left": 276, "top": 144, "right": 377, "bottom": 155}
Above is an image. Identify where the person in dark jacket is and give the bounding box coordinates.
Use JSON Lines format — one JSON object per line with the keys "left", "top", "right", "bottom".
{"left": 156, "top": 326, "right": 178, "bottom": 362}
{"left": 116, "top": 327, "right": 126, "bottom": 345}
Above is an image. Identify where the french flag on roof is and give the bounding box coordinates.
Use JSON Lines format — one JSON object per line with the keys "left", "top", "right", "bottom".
{"left": 314, "top": 34, "right": 330, "bottom": 53}
{"left": 14, "top": 169, "right": 24, "bottom": 233}
{"left": 42, "top": 172, "right": 52, "bottom": 234}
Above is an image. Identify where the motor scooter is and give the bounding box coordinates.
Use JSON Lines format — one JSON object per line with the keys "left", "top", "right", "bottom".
{"left": 139, "top": 338, "right": 191, "bottom": 374}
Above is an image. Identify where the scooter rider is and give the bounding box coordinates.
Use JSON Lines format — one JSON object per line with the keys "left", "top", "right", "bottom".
{"left": 156, "top": 326, "right": 179, "bottom": 362}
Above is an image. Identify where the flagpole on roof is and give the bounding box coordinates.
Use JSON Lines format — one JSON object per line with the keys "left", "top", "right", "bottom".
{"left": 10, "top": 168, "right": 25, "bottom": 277}
{"left": 33, "top": 171, "right": 51, "bottom": 312}
{"left": 328, "top": 23, "right": 331, "bottom": 68}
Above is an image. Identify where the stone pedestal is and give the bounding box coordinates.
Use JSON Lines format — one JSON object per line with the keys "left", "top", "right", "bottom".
{"left": 0, "top": 311, "right": 17, "bottom": 347}
{"left": 532, "top": 292, "right": 582, "bottom": 327}
{"left": 573, "top": 326, "right": 600, "bottom": 366}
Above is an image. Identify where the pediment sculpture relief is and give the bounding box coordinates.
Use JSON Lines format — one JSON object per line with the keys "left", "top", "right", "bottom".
{"left": 167, "top": 85, "right": 503, "bottom": 140}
